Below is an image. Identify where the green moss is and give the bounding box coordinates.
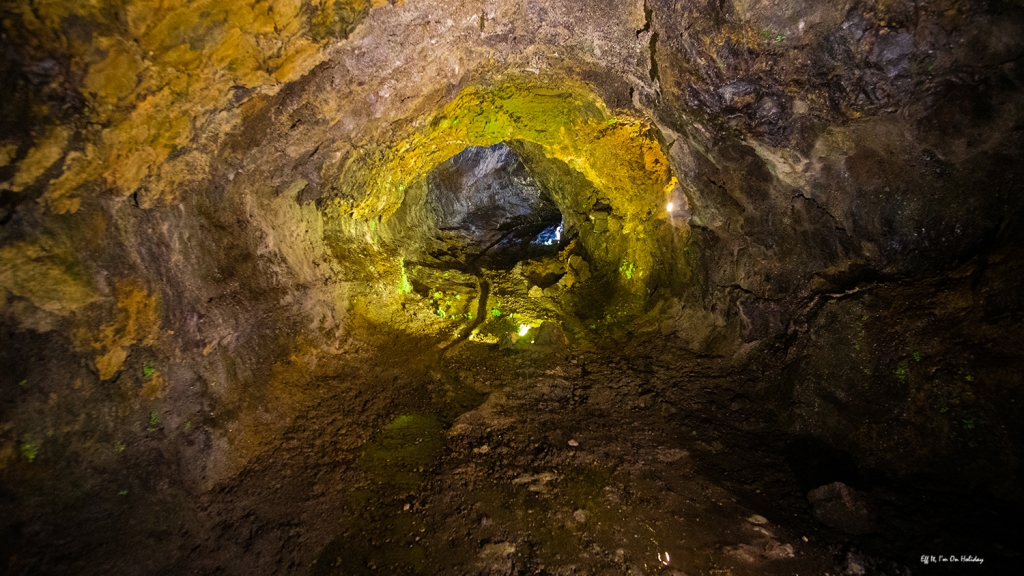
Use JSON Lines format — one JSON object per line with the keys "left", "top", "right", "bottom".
{"left": 143, "top": 364, "right": 155, "bottom": 378}
{"left": 894, "top": 364, "right": 909, "bottom": 381}
{"left": 20, "top": 435, "right": 38, "bottom": 462}
{"left": 114, "top": 440, "right": 126, "bottom": 453}
{"left": 619, "top": 261, "right": 636, "bottom": 280}
{"left": 147, "top": 411, "right": 160, "bottom": 432}
{"left": 491, "top": 309, "right": 501, "bottom": 317}
{"left": 399, "top": 258, "right": 413, "bottom": 294}
{"left": 388, "top": 414, "right": 415, "bottom": 428}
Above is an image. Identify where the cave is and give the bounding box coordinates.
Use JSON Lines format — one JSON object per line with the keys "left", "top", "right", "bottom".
{"left": 1, "top": 1, "right": 1022, "bottom": 575}
{"left": 423, "top": 143, "right": 565, "bottom": 269}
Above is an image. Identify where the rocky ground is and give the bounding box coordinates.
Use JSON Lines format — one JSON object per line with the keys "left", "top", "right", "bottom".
{"left": 13, "top": 322, "right": 1008, "bottom": 576}
{"left": 4, "top": 232, "right": 1021, "bottom": 576}
{"left": 301, "top": 331, "right": 1021, "bottom": 576}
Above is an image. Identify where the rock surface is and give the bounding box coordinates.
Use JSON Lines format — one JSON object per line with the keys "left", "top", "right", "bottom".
{"left": 1, "top": 0, "right": 1023, "bottom": 573}
{"left": 808, "top": 481, "right": 877, "bottom": 535}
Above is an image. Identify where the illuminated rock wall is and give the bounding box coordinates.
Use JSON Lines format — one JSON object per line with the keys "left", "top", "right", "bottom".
{"left": 1, "top": 0, "right": 1022, "bottom": 571}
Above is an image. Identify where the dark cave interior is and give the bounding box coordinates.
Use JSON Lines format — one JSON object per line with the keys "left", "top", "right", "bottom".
{"left": 424, "top": 143, "right": 566, "bottom": 269}
{"left": 1, "top": 1, "right": 1023, "bottom": 575}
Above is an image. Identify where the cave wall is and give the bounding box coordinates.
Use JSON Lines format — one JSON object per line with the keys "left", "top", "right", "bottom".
{"left": 645, "top": 0, "right": 1024, "bottom": 494}
{"left": 1, "top": 0, "right": 1023, "bottom": 570}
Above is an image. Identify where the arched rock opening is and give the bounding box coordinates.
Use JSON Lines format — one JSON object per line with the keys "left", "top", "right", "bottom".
{"left": 420, "top": 143, "right": 565, "bottom": 270}
{"left": 319, "top": 79, "right": 693, "bottom": 337}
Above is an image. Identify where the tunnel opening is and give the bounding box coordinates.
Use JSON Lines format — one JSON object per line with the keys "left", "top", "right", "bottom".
{"left": 423, "top": 143, "right": 567, "bottom": 271}
{"left": 327, "top": 79, "right": 690, "bottom": 339}
{"left": 394, "top": 141, "right": 588, "bottom": 348}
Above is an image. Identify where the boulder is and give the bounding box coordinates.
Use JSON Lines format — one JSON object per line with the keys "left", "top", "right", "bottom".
{"left": 807, "top": 482, "right": 877, "bottom": 535}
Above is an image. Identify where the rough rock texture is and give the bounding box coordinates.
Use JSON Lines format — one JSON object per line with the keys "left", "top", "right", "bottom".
{"left": 419, "top": 143, "right": 563, "bottom": 268}
{"left": 1, "top": 0, "right": 1023, "bottom": 574}
{"left": 807, "top": 481, "right": 877, "bottom": 535}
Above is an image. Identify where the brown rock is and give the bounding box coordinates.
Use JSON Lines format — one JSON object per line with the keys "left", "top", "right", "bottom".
{"left": 807, "top": 482, "right": 877, "bottom": 535}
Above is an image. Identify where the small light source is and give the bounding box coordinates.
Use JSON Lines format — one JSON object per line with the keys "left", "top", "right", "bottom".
{"left": 518, "top": 324, "right": 531, "bottom": 337}
{"left": 666, "top": 202, "right": 675, "bottom": 212}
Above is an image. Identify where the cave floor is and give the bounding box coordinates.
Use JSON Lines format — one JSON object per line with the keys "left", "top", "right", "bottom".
{"left": 154, "top": 328, "right": 943, "bottom": 576}
{"left": 42, "top": 326, "right": 1012, "bottom": 576}
{"left": 305, "top": 336, "right": 839, "bottom": 573}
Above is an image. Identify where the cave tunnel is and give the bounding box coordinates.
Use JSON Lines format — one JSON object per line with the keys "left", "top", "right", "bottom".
{"left": 1, "top": 1, "right": 1023, "bottom": 575}
{"left": 423, "top": 143, "right": 565, "bottom": 268}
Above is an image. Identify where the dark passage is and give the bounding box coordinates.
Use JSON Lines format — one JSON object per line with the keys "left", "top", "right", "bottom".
{"left": 425, "top": 143, "right": 565, "bottom": 269}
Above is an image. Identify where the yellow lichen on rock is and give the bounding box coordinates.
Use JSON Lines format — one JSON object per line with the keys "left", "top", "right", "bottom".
{"left": 327, "top": 77, "right": 684, "bottom": 323}
{"left": 95, "top": 346, "right": 129, "bottom": 382}
{"left": 4, "top": 0, "right": 377, "bottom": 212}
{"left": 0, "top": 144, "right": 18, "bottom": 168}
{"left": 141, "top": 371, "right": 166, "bottom": 400}
{"left": 349, "top": 79, "right": 674, "bottom": 227}
{"left": 43, "top": 144, "right": 101, "bottom": 214}
{"left": 271, "top": 38, "right": 327, "bottom": 83}
{"left": 81, "top": 36, "right": 146, "bottom": 107}
{"left": 142, "top": 150, "right": 211, "bottom": 208}
{"left": 0, "top": 240, "right": 97, "bottom": 317}
{"left": 210, "top": 27, "right": 270, "bottom": 88}
{"left": 4, "top": 127, "right": 69, "bottom": 193}
{"left": 90, "top": 281, "right": 161, "bottom": 381}
{"left": 310, "top": 0, "right": 371, "bottom": 40}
